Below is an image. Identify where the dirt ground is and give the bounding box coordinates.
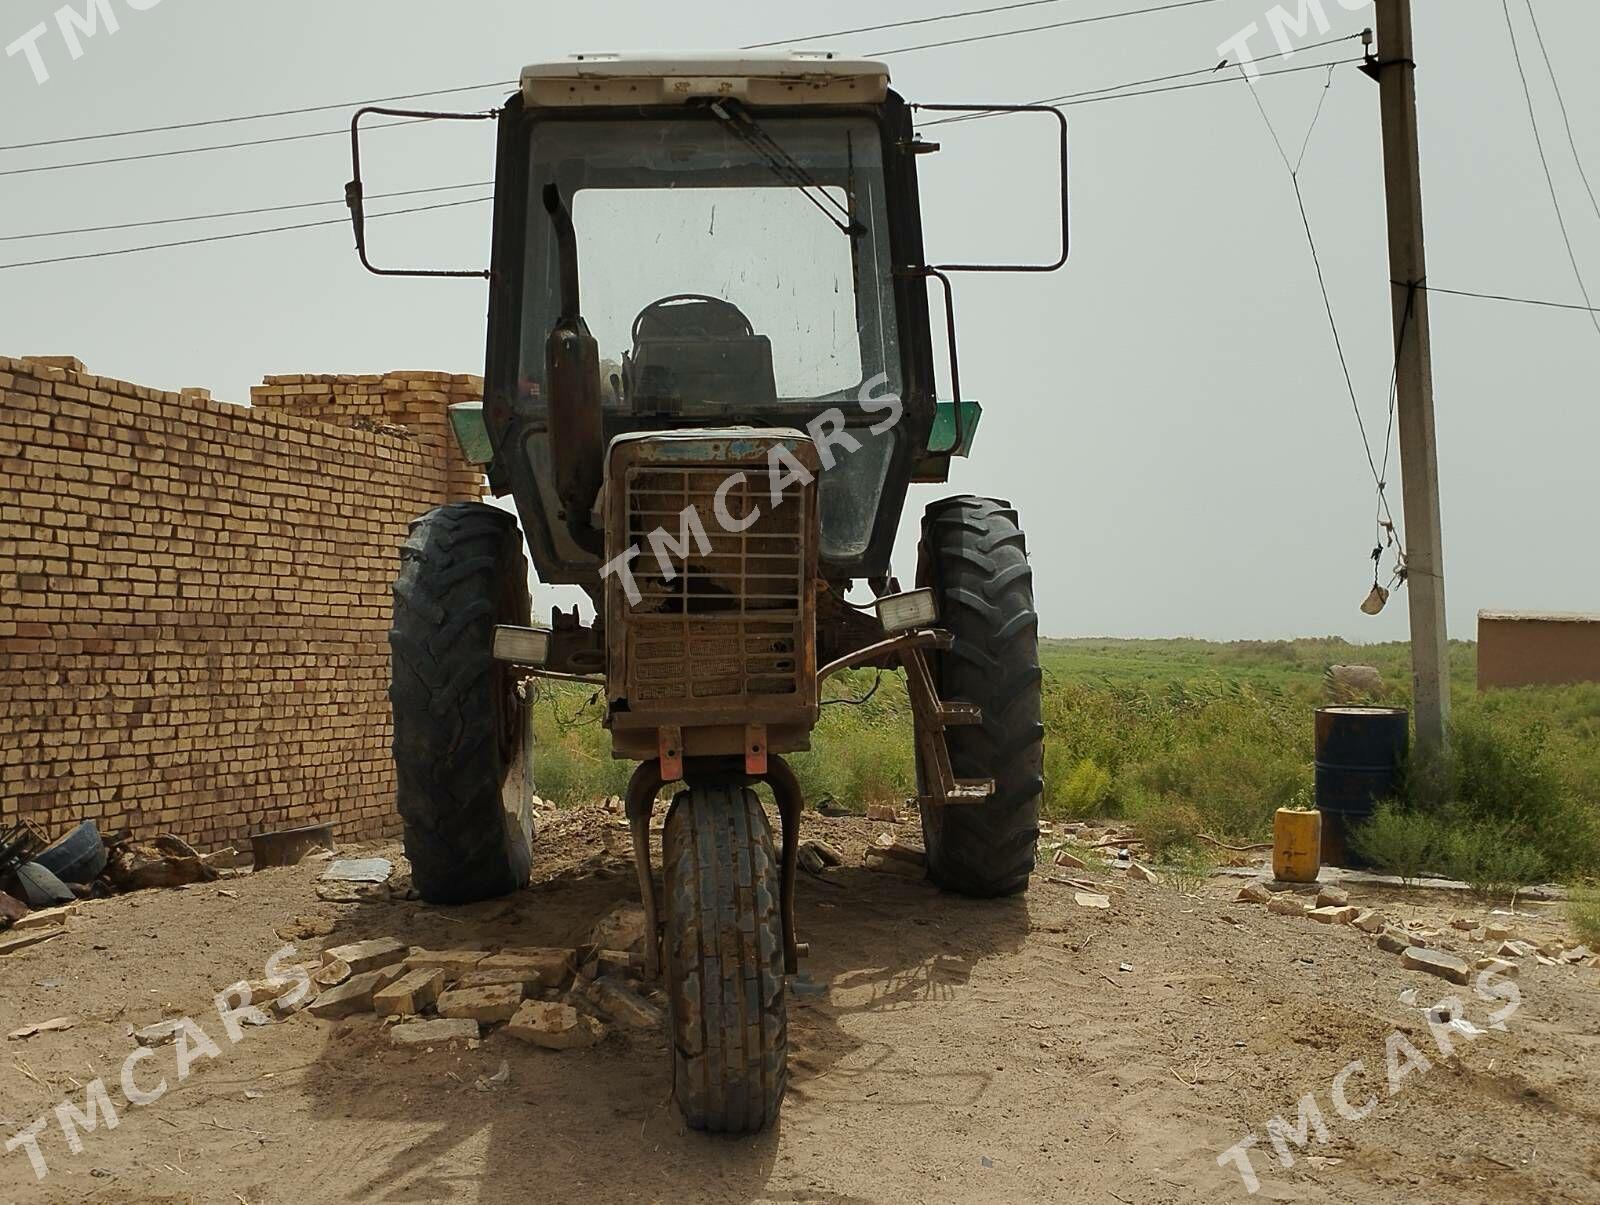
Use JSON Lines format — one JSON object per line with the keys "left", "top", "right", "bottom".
{"left": 2, "top": 804, "right": 1598, "bottom": 1205}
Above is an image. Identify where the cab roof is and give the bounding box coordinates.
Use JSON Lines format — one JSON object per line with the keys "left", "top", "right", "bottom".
{"left": 520, "top": 51, "right": 891, "bottom": 107}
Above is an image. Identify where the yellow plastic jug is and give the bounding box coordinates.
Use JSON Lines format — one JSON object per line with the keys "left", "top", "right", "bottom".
{"left": 1273, "top": 808, "right": 1322, "bottom": 883}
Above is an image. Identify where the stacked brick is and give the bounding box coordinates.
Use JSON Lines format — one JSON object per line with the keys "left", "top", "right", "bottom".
{"left": 250, "top": 371, "right": 487, "bottom": 505}
{"left": 0, "top": 356, "right": 488, "bottom": 851}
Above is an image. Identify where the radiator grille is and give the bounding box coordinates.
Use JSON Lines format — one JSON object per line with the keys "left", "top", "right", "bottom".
{"left": 624, "top": 467, "right": 804, "bottom": 701}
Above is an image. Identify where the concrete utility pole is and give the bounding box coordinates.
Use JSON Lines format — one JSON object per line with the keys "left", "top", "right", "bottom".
{"left": 1372, "top": 0, "right": 1450, "bottom": 762}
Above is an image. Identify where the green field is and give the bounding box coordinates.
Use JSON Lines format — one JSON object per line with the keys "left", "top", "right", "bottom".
{"left": 530, "top": 637, "right": 1600, "bottom": 879}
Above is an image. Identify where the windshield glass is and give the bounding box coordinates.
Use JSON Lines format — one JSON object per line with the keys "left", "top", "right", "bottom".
{"left": 575, "top": 186, "right": 864, "bottom": 398}
{"left": 519, "top": 112, "right": 903, "bottom": 561}
{"left": 521, "top": 114, "right": 900, "bottom": 407}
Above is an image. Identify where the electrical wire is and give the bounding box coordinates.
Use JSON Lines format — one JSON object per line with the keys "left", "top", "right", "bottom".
{"left": 1238, "top": 63, "right": 1407, "bottom": 577}
{"left": 0, "top": 82, "right": 510, "bottom": 153}
{"left": 6, "top": 0, "right": 1223, "bottom": 159}
{"left": 1522, "top": 0, "right": 1600, "bottom": 231}
{"left": 870, "top": 0, "right": 1228, "bottom": 57}
{"left": 0, "top": 195, "right": 493, "bottom": 271}
{"left": 822, "top": 669, "right": 885, "bottom": 707}
{"left": 0, "top": 181, "right": 494, "bottom": 242}
{"left": 920, "top": 33, "right": 1358, "bottom": 124}
{"left": 741, "top": 0, "right": 1080, "bottom": 49}
{"left": 1374, "top": 282, "right": 1415, "bottom": 585}
{"left": 916, "top": 53, "right": 1366, "bottom": 125}
{"left": 1420, "top": 285, "right": 1600, "bottom": 315}
{"left": 1500, "top": 0, "right": 1600, "bottom": 339}
{"left": 0, "top": 116, "right": 441, "bottom": 180}
{"left": 7, "top": 53, "right": 1364, "bottom": 251}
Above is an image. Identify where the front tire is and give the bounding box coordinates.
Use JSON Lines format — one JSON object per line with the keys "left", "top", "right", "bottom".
{"left": 662, "top": 784, "right": 787, "bottom": 1133}
{"left": 389, "top": 503, "right": 534, "bottom": 905}
{"left": 916, "top": 496, "right": 1044, "bottom": 898}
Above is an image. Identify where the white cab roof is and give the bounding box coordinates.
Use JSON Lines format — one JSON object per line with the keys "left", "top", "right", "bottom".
{"left": 521, "top": 51, "right": 890, "bottom": 107}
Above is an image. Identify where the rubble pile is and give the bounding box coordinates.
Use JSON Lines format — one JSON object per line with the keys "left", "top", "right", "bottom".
{"left": 258, "top": 903, "right": 665, "bottom": 1051}
{"left": 0, "top": 821, "right": 232, "bottom": 928}
{"left": 1232, "top": 879, "right": 1600, "bottom": 979}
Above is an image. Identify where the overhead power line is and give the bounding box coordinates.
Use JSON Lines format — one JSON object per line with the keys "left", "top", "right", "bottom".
{"left": 1238, "top": 63, "right": 1405, "bottom": 558}
{"left": 6, "top": 0, "right": 1228, "bottom": 163}
{"left": 919, "top": 33, "right": 1362, "bottom": 123}
{"left": 0, "top": 82, "right": 510, "bottom": 154}
{"left": 1520, "top": 1, "right": 1600, "bottom": 231}
{"left": 0, "top": 115, "right": 438, "bottom": 180}
{"left": 0, "top": 196, "right": 493, "bottom": 271}
{"left": 741, "top": 0, "right": 1079, "bottom": 49}
{"left": 0, "top": 181, "right": 494, "bottom": 242}
{"left": 870, "top": 0, "right": 1227, "bottom": 56}
{"left": 7, "top": 52, "right": 1361, "bottom": 249}
{"left": 1500, "top": 0, "right": 1600, "bottom": 339}
{"left": 1422, "top": 285, "right": 1600, "bottom": 315}
{"left": 917, "top": 52, "right": 1365, "bottom": 125}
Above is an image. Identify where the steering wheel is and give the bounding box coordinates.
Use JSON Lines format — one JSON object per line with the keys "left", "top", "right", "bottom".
{"left": 631, "top": 294, "right": 755, "bottom": 344}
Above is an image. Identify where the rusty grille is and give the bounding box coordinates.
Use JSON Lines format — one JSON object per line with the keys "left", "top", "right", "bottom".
{"left": 624, "top": 466, "right": 804, "bottom": 702}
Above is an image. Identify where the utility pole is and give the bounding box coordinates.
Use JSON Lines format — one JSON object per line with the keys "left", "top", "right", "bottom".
{"left": 1370, "top": 0, "right": 1450, "bottom": 764}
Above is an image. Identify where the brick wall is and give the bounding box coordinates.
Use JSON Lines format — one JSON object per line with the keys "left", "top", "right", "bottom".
{"left": 0, "top": 356, "right": 486, "bottom": 852}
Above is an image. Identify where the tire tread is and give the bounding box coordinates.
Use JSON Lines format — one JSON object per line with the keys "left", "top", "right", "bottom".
{"left": 917, "top": 495, "right": 1043, "bottom": 898}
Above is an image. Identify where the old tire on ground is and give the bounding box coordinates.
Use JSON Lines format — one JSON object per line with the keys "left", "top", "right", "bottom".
{"left": 34, "top": 820, "right": 108, "bottom": 885}
{"left": 662, "top": 784, "right": 787, "bottom": 1133}
{"left": 389, "top": 502, "right": 534, "bottom": 905}
{"left": 915, "top": 495, "right": 1044, "bottom": 898}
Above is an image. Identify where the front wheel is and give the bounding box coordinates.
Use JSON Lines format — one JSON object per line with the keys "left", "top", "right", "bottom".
{"left": 915, "top": 496, "right": 1044, "bottom": 897}
{"left": 389, "top": 503, "right": 535, "bottom": 905}
{"left": 662, "top": 784, "right": 787, "bottom": 1133}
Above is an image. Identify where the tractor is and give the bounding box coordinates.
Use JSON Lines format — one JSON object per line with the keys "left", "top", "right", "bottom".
{"left": 345, "top": 51, "right": 1067, "bottom": 1133}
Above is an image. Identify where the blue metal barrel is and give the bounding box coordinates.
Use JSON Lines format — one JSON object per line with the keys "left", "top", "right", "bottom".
{"left": 1315, "top": 706, "right": 1409, "bottom": 866}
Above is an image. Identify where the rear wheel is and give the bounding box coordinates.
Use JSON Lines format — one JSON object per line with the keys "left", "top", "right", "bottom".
{"left": 662, "top": 784, "right": 787, "bottom": 1133}
{"left": 389, "top": 502, "right": 535, "bottom": 905}
{"left": 915, "top": 496, "right": 1044, "bottom": 897}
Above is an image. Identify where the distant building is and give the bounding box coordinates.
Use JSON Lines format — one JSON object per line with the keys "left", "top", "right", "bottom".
{"left": 1478, "top": 611, "right": 1600, "bottom": 689}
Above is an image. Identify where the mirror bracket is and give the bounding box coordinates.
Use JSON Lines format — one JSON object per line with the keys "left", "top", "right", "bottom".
{"left": 346, "top": 105, "right": 496, "bottom": 279}
{"left": 909, "top": 103, "right": 1070, "bottom": 274}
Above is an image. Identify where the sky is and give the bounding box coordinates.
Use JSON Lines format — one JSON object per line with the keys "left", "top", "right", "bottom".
{"left": 2, "top": 0, "right": 1597, "bottom": 642}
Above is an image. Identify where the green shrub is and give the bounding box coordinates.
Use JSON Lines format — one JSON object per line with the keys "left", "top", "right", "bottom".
{"left": 1438, "top": 821, "right": 1549, "bottom": 903}
{"left": 1043, "top": 751, "right": 1112, "bottom": 818}
{"left": 1158, "top": 845, "right": 1220, "bottom": 895}
{"left": 789, "top": 673, "right": 917, "bottom": 810}
{"left": 511, "top": 642, "right": 1600, "bottom": 890}
{"left": 1570, "top": 885, "right": 1600, "bottom": 947}
{"left": 1354, "top": 803, "right": 1549, "bottom": 899}
{"left": 1124, "top": 788, "right": 1203, "bottom": 857}
{"left": 1351, "top": 804, "right": 1443, "bottom": 885}
{"left": 1404, "top": 713, "right": 1600, "bottom": 877}
{"left": 1120, "top": 696, "right": 1311, "bottom": 841}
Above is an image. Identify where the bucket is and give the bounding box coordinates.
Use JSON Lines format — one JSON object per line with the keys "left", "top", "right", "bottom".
{"left": 1315, "top": 706, "right": 1408, "bottom": 867}
{"left": 1272, "top": 808, "right": 1322, "bottom": 883}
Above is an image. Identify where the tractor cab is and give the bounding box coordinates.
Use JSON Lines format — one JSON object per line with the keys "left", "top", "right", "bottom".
{"left": 486, "top": 53, "right": 938, "bottom": 586}
{"left": 345, "top": 51, "right": 1066, "bottom": 1137}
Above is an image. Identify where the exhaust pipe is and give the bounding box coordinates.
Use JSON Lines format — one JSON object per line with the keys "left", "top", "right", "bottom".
{"left": 542, "top": 183, "right": 605, "bottom": 555}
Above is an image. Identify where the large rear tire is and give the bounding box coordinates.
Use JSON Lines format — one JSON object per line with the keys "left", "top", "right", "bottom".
{"left": 389, "top": 503, "right": 534, "bottom": 905}
{"left": 915, "top": 495, "right": 1044, "bottom": 898}
{"left": 662, "top": 784, "right": 787, "bottom": 1133}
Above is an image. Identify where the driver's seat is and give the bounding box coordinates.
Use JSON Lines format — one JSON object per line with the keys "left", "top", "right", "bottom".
{"left": 626, "top": 293, "right": 777, "bottom": 414}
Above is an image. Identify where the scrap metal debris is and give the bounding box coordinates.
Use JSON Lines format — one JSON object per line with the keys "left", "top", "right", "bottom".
{"left": 320, "top": 858, "right": 394, "bottom": 884}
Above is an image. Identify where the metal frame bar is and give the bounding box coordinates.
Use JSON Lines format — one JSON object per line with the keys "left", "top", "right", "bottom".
{"left": 623, "top": 753, "right": 805, "bottom": 980}
{"left": 908, "top": 102, "right": 1070, "bottom": 273}
{"left": 818, "top": 627, "right": 952, "bottom": 681}
{"left": 345, "top": 105, "right": 495, "bottom": 279}
{"left": 901, "top": 642, "right": 993, "bottom": 807}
